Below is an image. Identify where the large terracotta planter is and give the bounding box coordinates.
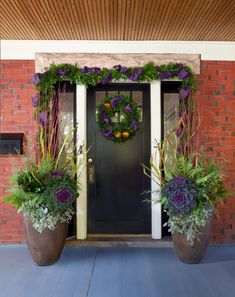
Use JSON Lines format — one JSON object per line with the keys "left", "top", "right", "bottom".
{"left": 23, "top": 215, "right": 68, "bottom": 266}
{"left": 172, "top": 208, "right": 214, "bottom": 264}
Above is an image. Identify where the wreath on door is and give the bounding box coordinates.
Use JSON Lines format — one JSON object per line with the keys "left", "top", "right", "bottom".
{"left": 97, "top": 94, "right": 140, "bottom": 143}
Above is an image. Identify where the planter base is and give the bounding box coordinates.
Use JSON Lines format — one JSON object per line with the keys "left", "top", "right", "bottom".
{"left": 172, "top": 210, "right": 214, "bottom": 264}
{"left": 23, "top": 216, "right": 68, "bottom": 266}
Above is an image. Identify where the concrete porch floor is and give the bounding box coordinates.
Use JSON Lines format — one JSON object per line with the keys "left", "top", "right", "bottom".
{"left": 0, "top": 245, "right": 235, "bottom": 297}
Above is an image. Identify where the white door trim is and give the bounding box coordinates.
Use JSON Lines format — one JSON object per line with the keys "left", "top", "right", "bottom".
{"left": 76, "top": 85, "right": 87, "bottom": 239}
{"left": 150, "top": 81, "right": 162, "bottom": 239}
{"left": 76, "top": 82, "right": 162, "bottom": 239}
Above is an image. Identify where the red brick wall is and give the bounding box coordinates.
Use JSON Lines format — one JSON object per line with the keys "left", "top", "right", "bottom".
{"left": 0, "top": 60, "right": 234, "bottom": 243}
{"left": 195, "top": 61, "right": 235, "bottom": 243}
{"left": 0, "top": 60, "right": 35, "bottom": 243}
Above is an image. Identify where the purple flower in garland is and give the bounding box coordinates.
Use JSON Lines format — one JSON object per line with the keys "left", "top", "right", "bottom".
{"left": 179, "top": 86, "right": 190, "bottom": 100}
{"left": 124, "top": 104, "right": 133, "bottom": 114}
{"left": 32, "top": 73, "right": 40, "bottom": 85}
{"left": 113, "top": 65, "right": 128, "bottom": 74}
{"left": 178, "top": 67, "right": 190, "bottom": 80}
{"left": 101, "top": 130, "right": 114, "bottom": 138}
{"left": 81, "top": 66, "right": 90, "bottom": 73}
{"left": 91, "top": 67, "right": 101, "bottom": 74}
{"left": 100, "top": 72, "right": 112, "bottom": 84}
{"left": 54, "top": 187, "right": 73, "bottom": 205}
{"left": 129, "top": 67, "right": 142, "bottom": 81}
{"left": 162, "top": 176, "right": 198, "bottom": 215}
{"left": 56, "top": 69, "right": 67, "bottom": 78}
{"left": 32, "top": 94, "right": 40, "bottom": 107}
{"left": 177, "top": 63, "right": 183, "bottom": 70}
{"left": 39, "top": 111, "right": 48, "bottom": 126}
{"left": 159, "top": 70, "right": 173, "bottom": 80}
{"left": 130, "top": 120, "right": 138, "bottom": 130}
{"left": 81, "top": 66, "right": 101, "bottom": 74}
{"left": 110, "top": 96, "right": 122, "bottom": 108}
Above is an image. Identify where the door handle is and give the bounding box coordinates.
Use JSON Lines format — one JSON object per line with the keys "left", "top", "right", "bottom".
{"left": 88, "top": 166, "right": 95, "bottom": 184}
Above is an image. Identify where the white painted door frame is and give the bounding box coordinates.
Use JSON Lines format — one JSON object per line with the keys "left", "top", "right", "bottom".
{"left": 76, "top": 81, "right": 162, "bottom": 240}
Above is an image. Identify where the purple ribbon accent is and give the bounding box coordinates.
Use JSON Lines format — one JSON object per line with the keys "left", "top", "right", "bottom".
{"left": 124, "top": 104, "right": 133, "bottom": 114}
{"left": 110, "top": 96, "right": 122, "bottom": 108}
{"left": 129, "top": 67, "right": 142, "bottom": 81}
{"left": 159, "top": 71, "right": 173, "bottom": 80}
{"left": 32, "top": 94, "right": 40, "bottom": 107}
{"left": 32, "top": 73, "right": 40, "bottom": 85}
{"left": 179, "top": 87, "right": 190, "bottom": 100}
{"left": 101, "top": 130, "right": 114, "bottom": 138}
{"left": 130, "top": 120, "right": 138, "bottom": 130}
{"left": 100, "top": 73, "right": 112, "bottom": 84}
{"left": 113, "top": 65, "right": 128, "bottom": 74}
{"left": 39, "top": 111, "right": 48, "bottom": 126}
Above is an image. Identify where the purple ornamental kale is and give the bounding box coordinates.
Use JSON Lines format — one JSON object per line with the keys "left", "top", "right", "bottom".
{"left": 54, "top": 188, "right": 73, "bottom": 205}
{"left": 39, "top": 111, "right": 48, "bottom": 126}
{"left": 101, "top": 130, "right": 114, "bottom": 138}
{"left": 159, "top": 70, "right": 173, "bottom": 80}
{"left": 124, "top": 104, "right": 133, "bottom": 114}
{"left": 32, "top": 73, "right": 40, "bottom": 85}
{"left": 162, "top": 176, "right": 198, "bottom": 215}
{"left": 32, "top": 94, "right": 40, "bottom": 107}
{"left": 129, "top": 67, "right": 142, "bottom": 81}
{"left": 179, "top": 86, "right": 190, "bottom": 100}
{"left": 113, "top": 65, "right": 128, "bottom": 74}
{"left": 130, "top": 120, "right": 138, "bottom": 130}
{"left": 110, "top": 96, "right": 122, "bottom": 108}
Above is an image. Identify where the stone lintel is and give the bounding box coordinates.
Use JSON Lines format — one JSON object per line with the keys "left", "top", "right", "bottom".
{"left": 35, "top": 53, "right": 201, "bottom": 74}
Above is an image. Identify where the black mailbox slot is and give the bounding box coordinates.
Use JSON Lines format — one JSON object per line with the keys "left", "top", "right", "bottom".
{"left": 0, "top": 133, "right": 24, "bottom": 154}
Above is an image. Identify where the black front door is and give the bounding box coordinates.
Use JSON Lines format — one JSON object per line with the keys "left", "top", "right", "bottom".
{"left": 87, "top": 84, "right": 151, "bottom": 234}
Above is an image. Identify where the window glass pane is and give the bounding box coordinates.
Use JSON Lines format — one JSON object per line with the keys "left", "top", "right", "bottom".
{"left": 132, "top": 91, "right": 143, "bottom": 105}
{"left": 96, "top": 92, "right": 106, "bottom": 105}
{"left": 119, "top": 91, "right": 130, "bottom": 97}
{"left": 163, "top": 93, "right": 179, "bottom": 136}
{"left": 163, "top": 92, "right": 179, "bottom": 167}
{"left": 107, "top": 91, "right": 118, "bottom": 97}
{"left": 60, "top": 90, "right": 74, "bottom": 154}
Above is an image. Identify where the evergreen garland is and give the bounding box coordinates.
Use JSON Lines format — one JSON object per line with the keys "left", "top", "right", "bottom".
{"left": 31, "top": 61, "right": 195, "bottom": 114}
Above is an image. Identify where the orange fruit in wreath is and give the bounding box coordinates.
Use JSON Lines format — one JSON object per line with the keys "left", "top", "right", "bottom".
{"left": 122, "top": 131, "right": 130, "bottom": 138}
{"left": 104, "top": 102, "right": 112, "bottom": 110}
{"left": 114, "top": 131, "right": 122, "bottom": 138}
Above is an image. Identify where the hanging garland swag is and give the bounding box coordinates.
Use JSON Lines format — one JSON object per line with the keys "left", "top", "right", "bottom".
{"left": 32, "top": 62, "right": 196, "bottom": 144}
{"left": 97, "top": 94, "right": 140, "bottom": 143}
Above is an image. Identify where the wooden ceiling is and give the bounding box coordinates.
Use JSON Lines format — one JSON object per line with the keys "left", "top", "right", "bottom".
{"left": 0, "top": 0, "right": 234, "bottom": 41}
